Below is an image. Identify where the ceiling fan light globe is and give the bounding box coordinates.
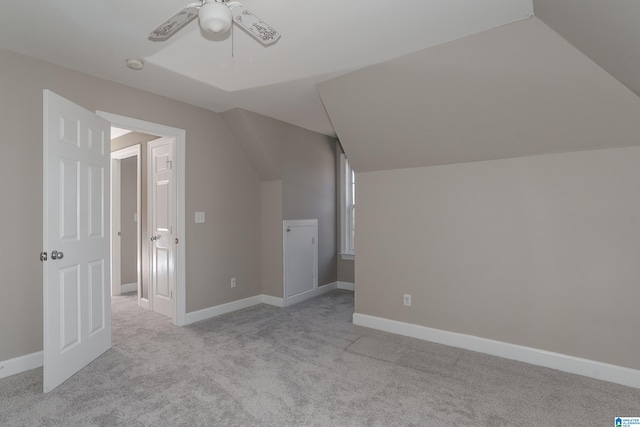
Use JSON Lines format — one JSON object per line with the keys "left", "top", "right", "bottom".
{"left": 199, "top": 1, "right": 233, "bottom": 33}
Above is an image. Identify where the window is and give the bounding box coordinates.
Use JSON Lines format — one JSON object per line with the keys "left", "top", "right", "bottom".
{"left": 340, "top": 153, "right": 355, "bottom": 259}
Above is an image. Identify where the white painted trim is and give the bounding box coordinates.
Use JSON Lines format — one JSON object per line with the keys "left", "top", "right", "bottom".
{"left": 140, "top": 298, "right": 150, "bottom": 310}
{"left": 184, "top": 295, "right": 264, "bottom": 325}
{"left": 352, "top": 313, "right": 640, "bottom": 389}
{"left": 120, "top": 283, "right": 137, "bottom": 293}
{"left": 97, "top": 112, "right": 186, "bottom": 327}
{"left": 340, "top": 253, "right": 355, "bottom": 261}
{"left": 337, "top": 281, "right": 355, "bottom": 291}
{"left": 0, "top": 351, "right": 43, "bottom": 379}
{"left": 282, "top": 282, "right": 337, "bottom": 307}
{"left": 262, "top": 295, "right": 284, "bottom": 307}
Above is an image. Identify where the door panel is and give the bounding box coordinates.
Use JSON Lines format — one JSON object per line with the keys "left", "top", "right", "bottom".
{"left": 88, "top": 165, "right": 104, "bottom": 239}
{"left": 284, "top": 221, "right": 318, "bottom": 298}
{"left": 60, "top": 265, "right": 80, "bottom": 352}
{"left": 43, "top": 90, "right": 111, "bottom": 392}
{"left": 88, "top": 259, "right": 106, "bottom": 335}
{"left": 149, "top": 138, "right": 175, "bottom": 318}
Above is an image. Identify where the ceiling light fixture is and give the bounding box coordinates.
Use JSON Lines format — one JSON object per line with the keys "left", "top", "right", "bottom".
{"left": 126, "top": 58, "right": 144, "bottom": 70}
{"left": 199, "top": 1, "right": 232, "bottom": 33}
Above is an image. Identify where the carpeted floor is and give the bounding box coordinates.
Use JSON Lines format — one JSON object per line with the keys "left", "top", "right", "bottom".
{"left": 1, "top": 290, "right": 638, "bottom": 426}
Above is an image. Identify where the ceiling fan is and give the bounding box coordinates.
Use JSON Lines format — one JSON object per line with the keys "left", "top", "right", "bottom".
{"left": 149, "top": 0, "right": 280, "bottom": 45}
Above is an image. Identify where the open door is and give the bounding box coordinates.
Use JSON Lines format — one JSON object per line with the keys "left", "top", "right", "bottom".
{"left": 148, "top": 137, "right": 176, "bottom": 318}
{"left": 42, "top": 90, "right": 111, "bottom": 392}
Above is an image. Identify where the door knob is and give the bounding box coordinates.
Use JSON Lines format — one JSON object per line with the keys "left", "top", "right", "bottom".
{"left": 51, "top": 250, "right": 64, "bottom": 260}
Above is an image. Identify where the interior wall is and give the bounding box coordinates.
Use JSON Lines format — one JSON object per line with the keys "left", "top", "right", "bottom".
{"left": 110, "top": 132, "right": 158, "bottom": 300}
{"left": 120, "top": 156, "right": 137, "bottom": 286}
{"left": 261, "top": 180, "right": 284, "bottom": 297}
{"left": 355, "top": 146, "right": 640, "bottom": 371}
{"left": 0, "top": 47, "right": 262, "bottom": 362}
{"left": 222, "top": 108, "right": 339, "bottom": 292}
{"left": 282, "top": 126, "right": 337, "bottom": 287}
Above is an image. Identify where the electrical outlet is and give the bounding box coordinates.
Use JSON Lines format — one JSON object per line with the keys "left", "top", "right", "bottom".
{"left": 403, "top": 294, "right": 412, "bottom": 306}
{"left": 231, "top": 277, "right": 236, "bottom": 288}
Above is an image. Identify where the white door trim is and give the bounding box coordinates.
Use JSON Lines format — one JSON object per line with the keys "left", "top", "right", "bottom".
{"left": 97, "top": 112, "right": 186, "bottom": 326}
{"left": 111, "top": 145, "right": 141, "bottom": 308}
{"left": 283, "top": 219, "right": 318, "bottom": 301}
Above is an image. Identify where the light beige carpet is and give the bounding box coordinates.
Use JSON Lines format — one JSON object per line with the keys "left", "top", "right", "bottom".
{"left": 1, "top": 290, "right": 638, "bottom": 426}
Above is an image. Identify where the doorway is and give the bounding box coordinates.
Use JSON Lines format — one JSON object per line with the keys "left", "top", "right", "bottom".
{"left": 111, "top": 144, "right": 142, "bottom": 307}
{"left": 98, "top": 111, "right": 187, "bottom": 327}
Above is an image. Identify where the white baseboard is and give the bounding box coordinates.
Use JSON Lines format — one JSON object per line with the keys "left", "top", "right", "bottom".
{"left": 0, "top": 351, "right": 43, "bottom": 379}
{"left": 337, "top": 281, "right": 355, "bottom": 291}
{"left": 120, "top": 283, "right": 137, "bottom": 293}
{"left": 184, "top": 295, "right": 264, "bottom": 325}
{"left": 353, "top": 313, "right": 640, "bottom": 390}
{"left": 140, "top": 298, "right": 149, "bottom": 310}
{"left": 282, "top": 282, "right": 337, "bottom": 307}
{"left": 184, "top": 284, "right": 345, "bottom": 325}
{"left": 262, "top": 295, "right": 284, "bottom": 307}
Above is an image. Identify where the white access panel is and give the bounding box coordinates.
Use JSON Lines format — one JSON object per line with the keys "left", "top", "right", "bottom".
{"left": 283, "top": 219, "right": 318, "bottom": 298}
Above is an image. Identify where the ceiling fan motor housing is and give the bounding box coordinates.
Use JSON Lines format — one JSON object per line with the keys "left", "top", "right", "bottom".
{"left": 199, "top": 0, "right": 233, "bottom": 33}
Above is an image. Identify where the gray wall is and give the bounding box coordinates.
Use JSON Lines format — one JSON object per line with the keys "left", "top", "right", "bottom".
{"left": 120, "top": 157, "right": 137, "bottom": 285}
{"left": 261, "top": 180, "right": 284, "bottom": 297}
{"left": 282, "top": 127, "right": 337, "bottom": 288}
{"left": 222, "top": 109, "right": 339, "bottom": 296}
{"left": 318, "top": 18, "right": 640, "bottom": 371}
{"left": 0, "top": 47, "right": 262, "bottom": 362}
{"left": 356, "top": 147, "right": 640, "bottom": 370}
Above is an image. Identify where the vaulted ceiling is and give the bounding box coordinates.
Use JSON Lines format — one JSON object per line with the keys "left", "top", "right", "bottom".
{"left": 0, "top": 0, "right": 532, "bottom": 136}
{"left": 0, "top": 0, "right": 638, "bottom": 147}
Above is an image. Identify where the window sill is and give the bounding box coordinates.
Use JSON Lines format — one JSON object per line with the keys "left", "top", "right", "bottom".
{"left": 340, "top": 253, "right": 355, "bottom": 261}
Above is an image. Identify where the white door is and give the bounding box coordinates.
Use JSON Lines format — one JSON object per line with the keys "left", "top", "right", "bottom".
{"left": 149, "top": 138, "right": 175, "bottom": 318}
{"left": 42, "top": 90, "right": 111, "bottom": 393}
{"left": 284, "top": 220, "right": 318, "bottom": 298}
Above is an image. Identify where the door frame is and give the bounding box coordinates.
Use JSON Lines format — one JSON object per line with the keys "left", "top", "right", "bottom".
{"left": 98, "top": 111, "right": 186, "bottom": 326}
{"left": 110, "top": 145, "right": 142, "bottom": 308}
{"left": 282, "top": 219, "right": 318, "bottom": 300}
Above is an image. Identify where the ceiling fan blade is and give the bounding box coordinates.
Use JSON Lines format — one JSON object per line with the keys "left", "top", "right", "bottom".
{"left": 149, "top": 2, "right": 201, "bottom": 41}
{"left": 227, "top": 1, "right": 281, "bottom": 45}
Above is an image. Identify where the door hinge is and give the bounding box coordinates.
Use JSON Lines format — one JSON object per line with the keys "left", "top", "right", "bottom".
{"left": 175, "top": 238, "right": 179, "bottom": 244}
{"left": 40, "top": 251, "right": 48, "bottom": 262}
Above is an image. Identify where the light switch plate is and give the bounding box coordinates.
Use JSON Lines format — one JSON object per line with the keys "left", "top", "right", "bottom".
{"left": 195, "top": 212, "right": 205, "bottom": 223}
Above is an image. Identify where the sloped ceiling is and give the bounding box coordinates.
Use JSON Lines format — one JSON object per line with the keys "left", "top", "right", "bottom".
{"left": 534, "top": 0, "right": 640, "bottom": 99}
{"left": 0, "top": 0, "right": 533, "bottom": 136}
{"left": 317, "top": 17, "right": 640, "bottom": 173}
